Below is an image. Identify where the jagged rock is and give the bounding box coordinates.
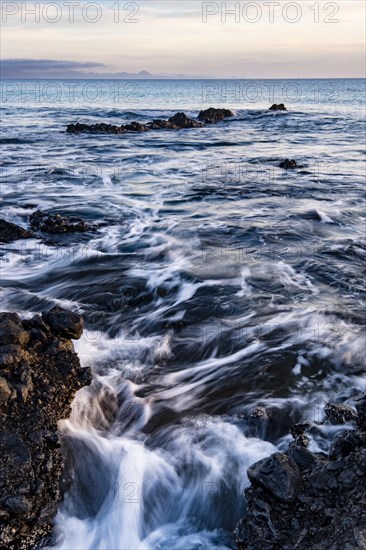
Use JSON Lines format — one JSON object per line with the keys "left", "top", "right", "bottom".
{"left": 287, "top": 445, "right": 320, "bottom": 472}
{"left": 146, "top": 119, "right": 172, "bottom": 130}
{"left": 235, "top": 396, "right": 366, "bottom": 550}
{"left": 0, "top": 313, "right": 30, "bottom": 346}
{"left": 168, "top": 112, "right": 202, "bottom": 129}
{"left": 279, "top": 159, "right": 298, "bottom": 169}
{"left": 0, "top": 219, "right": 34, "bottom": 243}
{"left": 42, "top": 307, "right": 83, "bottom": 340}
{"left": 66, "top": 122, "right": 126, "bottom": 134}
{"left": 66, "top": 109, "right": 236, "bottom": 135}
{"left": 0, "top": 310, "right": 92, "bottom": 549}
{"left": 124, "top": 121, "right": 147, "bottom": 132}
{"left": 291, "top": 434, "right": 309, "bottom": 448}
{"left": 197, "top": 107, "right": 233, "bottom": 123}
{"left": 249, "top": 406, "right": 269, "bottom": 420}
{"left": 29, "top": 210, "right": 97, "bottom": 234}
{"left": 324, "top": 402, "right": 358, "bottom": 425}
{"left": 0, "top": 377, "right": 12, "bottom": 407}
{"left": 355, "top": 395, "right": 366, "bottom": 429}
{"left": 329, "top": 430, "right": 366, "bottom": 459}
{"left": 269, "top": 103, "right": 287, "bottom": 111}
{"left": 247, "top": 452, "right": 301, "bottom": 502}
{"left": 289, "top": 421, "right": 312, "bottom": 438}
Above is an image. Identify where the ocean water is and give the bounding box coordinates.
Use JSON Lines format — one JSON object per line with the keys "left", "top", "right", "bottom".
{"left": 1, "top": 79, "right": 365, "bottom": 549}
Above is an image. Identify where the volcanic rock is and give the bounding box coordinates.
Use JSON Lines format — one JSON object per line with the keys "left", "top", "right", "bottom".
{"left": 0, "top": 219, "right": 34, "bottom": 243}
{"left": 42, "top": 306, "right": 84, "bottom": 340}
{"left": 29, "top": 210, "right": 97, "bottom": 234}
{"left": 269, "top": 103, "right": 287, "bottom": 111}
{"left": 66, "top": 109, "right": 236, "bottom": 135}
{"left": 197, "top": 107, "right": 234, "bottom": 123}
{"left": 324, "top": 402, "right": 358, "bottom": 425}
{"left": 247, "top": 452, "right": 301, "bottom": 503}
{"left": 168, "top": 112, "right": 202, "bottom": 129}
{"left": 279, "top": 159, "right": 298, "bottom": 169}
{"left": 235, "top": 396, "right": 366, "bottom": 550}
{"left": 0, "top": 310, "right": 92, "bottom": 549}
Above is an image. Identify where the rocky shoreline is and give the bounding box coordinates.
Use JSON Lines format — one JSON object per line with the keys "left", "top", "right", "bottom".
{"left": 235, "top": 396, "right": 366, "bottom": 549}
{"left": 2, "top": 101, "right": 365, "bottom": 549}
{"left": 2, "top": 303, "right": 364, "bottom": 550}
{"left": 65, "top": 105, "right": 286, "bottom": 135}
{"left": 66, "top": 107, "right": 234, "bottom": 134}
{"left": 0, "top": 309, "right": 92, "bottom": 549}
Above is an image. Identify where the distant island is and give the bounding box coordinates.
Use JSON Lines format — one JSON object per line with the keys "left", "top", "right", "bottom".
{"left": 0, "top": 59, "right": 190, "bottom": 79}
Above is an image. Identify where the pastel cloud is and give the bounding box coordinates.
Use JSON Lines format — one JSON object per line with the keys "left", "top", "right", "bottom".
{"left": 1, "top": 1, "right": 364, "bottom": 78}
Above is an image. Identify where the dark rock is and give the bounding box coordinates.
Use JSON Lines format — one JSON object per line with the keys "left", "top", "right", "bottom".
{"left": 0, "top": 434, "right": 31, "bottom": 464}
{"left": 247, "top": 452, "right": 301, "bottom": 502}
{"left": 279, "top": 159, "right": 298, "bottom": 169}
{"left": 0, "top": 377, "right": 12, "bottom": 407}
{"left": 324, "top": 402, "right": 358, "bottom": 425}
{"left": 66, "top": 109, "right": 235, "bottom": 135}
{"left": 291, "top": 434, "right": 309, "bottom": 448}
{"left": 66, "top": 122, "right": 125, "bottom": 134}
{"left": 355, "top": 395, "right": 366, "bottom": 429}
{"left": 146, "top": 119, "right": 171, "bottom": 130}
{"left": 0, "top": 344, "right": 23, "bottom": 365}
{"left": 269, "top": 103, "right": 287, "bottom": 111}
{"left": 0, "top": 313, "right": 30, "bottom": 347}
{"left": 0, "top": 310, "right": 92, "bottom": 549}
{"left": 329, "top": 430, "right": 366, "bottom": 459}
{"left": 42, "top": 306, "right": 83, "bottom": 340}
{"left": 197, "top": 107, "right": 233, "bottom": 123}
{"left": 287, "top": 446, "right": 320, "bottom": 471}
{"left": 2, "top": 496, "right": 32, "bottom": 516}
{"left": 249, "top": 406, "right": 269, "bottom": 420}
{"left": 290, "top": 421, "right": 312, "bottom": 438}
{"left": 168, "top": 112, "right": 202, "bottom": 129}
{"left": 0, "top": 219, "right": 34, "bottom": 243}
{"left": 29, "top": 210, "right": 97, "bottom": 234}
{"left": 124, "top": 121, "right": 147, "bottom": 132}
{"left": 236, "top": 395, "right": 366, "bottom": 550}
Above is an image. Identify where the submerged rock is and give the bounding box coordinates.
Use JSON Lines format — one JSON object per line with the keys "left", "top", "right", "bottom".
{"left": 0, "top": 219, "right": 34, "bottom": 243}
{"left": 279, "top": 158, "right": 298, "bottom": 169}
{"left": 269, "top": 103, "right": 287, "bottom": 111}
{"left": 235, "top": 396, "right": 366, "bottom": 550}
{"left": 0, "top": 309, "right": 92, "bottom": 549}
{"left": 29, "top": 210, "right": 97, "bottom": 234}
{"left": 197, "top": 107, "right": 233, "bottom": 123}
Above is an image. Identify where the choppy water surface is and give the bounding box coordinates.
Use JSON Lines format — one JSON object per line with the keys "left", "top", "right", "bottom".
{"left": 1, "top": 79, "right": 365, "bottom": 549}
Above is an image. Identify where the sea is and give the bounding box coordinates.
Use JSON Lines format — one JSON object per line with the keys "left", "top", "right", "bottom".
{"left": 1, "top": 78, "right": 365, "bottom": 549}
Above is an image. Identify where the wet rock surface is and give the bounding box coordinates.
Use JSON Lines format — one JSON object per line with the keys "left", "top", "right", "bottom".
{"left": 235, "top": 396, "right": 366, "bottom": 550}
{"left": 29, "top": 210, "right": 97, "bottom": 234}
{"left": 66, "top": 108, "right": 233, "bottom": 134}
{"left": 197, "top": 107, "right": 234, "bottom": 123}
{"left": 269, "top": 103, "right": 287, "bottom": 111}
{"left": 0, "top": 309, "right": 92, "bottom": 549}
{"left": 279, "top": 158, "right": 298, "bottom": 169}
{"left": 0, "top": 219, "right": 34, "bottom": 243}
{"left": 247, "top": 452, "right": 301, "bottom": 503}
{"left": 324, "top": 402, "right": 358, "bottom": 424}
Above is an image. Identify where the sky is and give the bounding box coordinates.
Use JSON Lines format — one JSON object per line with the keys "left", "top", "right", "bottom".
{"left": 1, "top": 0, "right": 365, "bottom": 78}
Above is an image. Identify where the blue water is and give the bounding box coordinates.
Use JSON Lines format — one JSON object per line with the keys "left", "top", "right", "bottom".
{"left": 1, "top": 79, "right": 365, "bottom": 549}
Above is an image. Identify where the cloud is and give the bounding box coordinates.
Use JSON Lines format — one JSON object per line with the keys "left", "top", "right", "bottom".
{"left": 0, "top": 59, "right": 107, "bottom": 78}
